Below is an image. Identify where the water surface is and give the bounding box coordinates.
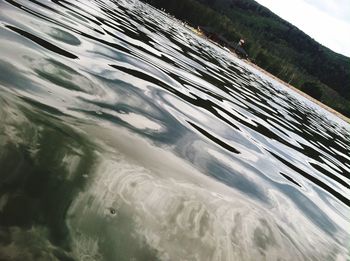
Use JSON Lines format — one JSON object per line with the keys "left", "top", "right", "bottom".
{"left": 0, "top": 0, "right": 349, "bottom": 260}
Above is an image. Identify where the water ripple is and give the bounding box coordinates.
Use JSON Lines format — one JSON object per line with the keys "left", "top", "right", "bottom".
{"left": 0, "top": 0, "right": 349, "bottom": 259}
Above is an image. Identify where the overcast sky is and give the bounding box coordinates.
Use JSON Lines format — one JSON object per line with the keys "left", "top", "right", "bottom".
{"left": 255, "top": 0, "right": 350, "bottom": 57}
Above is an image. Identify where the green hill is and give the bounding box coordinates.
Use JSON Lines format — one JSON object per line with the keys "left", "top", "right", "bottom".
{"left": 143, "top": 0, "right": 350, "bottom": 117}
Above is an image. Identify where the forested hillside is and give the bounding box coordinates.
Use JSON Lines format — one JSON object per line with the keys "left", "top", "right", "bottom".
{"left": 143, "top": 0, "right": 350, "bottom": 117}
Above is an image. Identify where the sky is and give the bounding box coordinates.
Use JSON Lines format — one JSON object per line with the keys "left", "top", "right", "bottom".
{"left": 254, "top": 0, "right": 350, "bottom": 57}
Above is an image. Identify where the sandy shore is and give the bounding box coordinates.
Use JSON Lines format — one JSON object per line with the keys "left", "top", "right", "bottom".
{"left": 245, "top": 60, "right": 350, "bottom": 124}
{"left": 187, "top": 26, "right": 350, "bottom": 124}
{"left": 202, "top": 34, "right": 350, "bottom": 123}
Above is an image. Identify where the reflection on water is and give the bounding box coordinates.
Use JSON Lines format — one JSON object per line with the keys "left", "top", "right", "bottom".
{"left": 0, "top": 0, "right": 349, "bottom": 260}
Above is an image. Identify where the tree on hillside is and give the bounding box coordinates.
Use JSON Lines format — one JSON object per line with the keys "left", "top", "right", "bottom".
{"left": 143, "top": 0, "right": 350, "bottom": 117}
{"left": 301, "top": 82, "right": 323, "bottom": 100}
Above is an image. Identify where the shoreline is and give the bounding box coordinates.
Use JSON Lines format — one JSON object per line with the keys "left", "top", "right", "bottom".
{"left": 246, "top": 60, "right": 350, "bottom": 124}
{"left": 187, "top": 26, "right": 350, "bottom": 125}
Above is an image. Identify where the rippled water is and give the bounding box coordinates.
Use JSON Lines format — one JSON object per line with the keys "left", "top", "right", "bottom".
{"left": 0, "top": 0, "right": 349, "bottom": 260}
